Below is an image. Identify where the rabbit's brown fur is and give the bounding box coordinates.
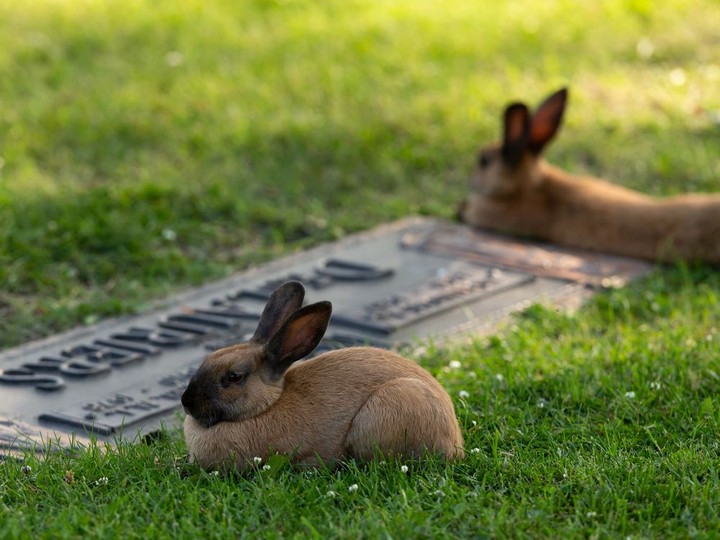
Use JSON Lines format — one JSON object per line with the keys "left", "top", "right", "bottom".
{"left": 459, "top": 88, "right": 720, "bottom": 264}
{"left": 182, "top": 282, "right": 464, "bottom": 471}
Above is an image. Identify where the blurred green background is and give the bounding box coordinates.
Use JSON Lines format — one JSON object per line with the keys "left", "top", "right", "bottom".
{"left": 1, "top": 0, "right": 719, "bottom": 347}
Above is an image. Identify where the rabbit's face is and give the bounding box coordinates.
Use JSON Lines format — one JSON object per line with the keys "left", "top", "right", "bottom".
{"left": 466, "top": 88, "right": 567, "bottom": 205}
{"left": 469, "top": 144, "right": 531, "bottom": 199}
{"left": 181, "top": 344, "right": 283, "bottom": 428}
{"left": 459, "top": 144, "right": 543, "bottom": 226}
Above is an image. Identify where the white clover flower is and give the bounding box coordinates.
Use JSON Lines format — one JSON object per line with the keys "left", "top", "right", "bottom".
{"left": 470, "top": 448, "right": 480, "bottom": 454}
{"left": 253, "top": 456, "right": 262, "bottom": 465}
{"left": 210, "top": 470, "right": 220, "bottom": 476}
{"left": 400, "top": 465, "right": 409, "bottom": 473}
{"left": 458, "top": 390, "right": 470, "bottom": 399}
{"left": 636, "top": 38, "right": 654, "bottom": 59}
{"left": 348, "top": 484, "right": 359, "bottom": 493}
{"left": 624, "top": 391, "right": 636, "bottom": 399}
{"left": 262, "top": 465, "right": 271, "bottom": 471}
{"left": 326, "top": 490, "right": 337, "bottom": 498}
{"left": 669, "top": 68, "right": 687, "bottom": 87}
{"left": 448, "top": 360, "right": 462, "bottom": 369}
{"left": 164, "top": 51, "right": 184, "bottom": 67}
{"left": 94, "top": 477, "right": 108, "bottom": 486}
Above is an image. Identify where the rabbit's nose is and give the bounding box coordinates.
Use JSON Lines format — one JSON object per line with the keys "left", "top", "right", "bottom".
{"left": 180, "top": 387, "right": 194, "bottom": 411}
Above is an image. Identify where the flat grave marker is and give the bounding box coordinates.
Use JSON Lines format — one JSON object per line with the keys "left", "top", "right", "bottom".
{"left": 0, "top": 218, "right": 653, "bottom": 454}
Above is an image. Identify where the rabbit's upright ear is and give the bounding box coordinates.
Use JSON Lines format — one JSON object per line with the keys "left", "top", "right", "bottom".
{"left": 264, "top": 301, "right": 332, "bottom": 377}
{"left": 501, "top": 102, "right": 530, "bottom": 166}
{"left": 528, "top": 88, "right": 568, "bottom": 154}
{"left": 252, "top": 281, "right": 306, "bottom": 343}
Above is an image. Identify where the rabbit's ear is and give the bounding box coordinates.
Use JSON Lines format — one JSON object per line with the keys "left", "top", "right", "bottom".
{"left": 528, "top": 88, "right": 568, "bottom": 154}
{"left": 252, "top": 281, "right": 306, "bottom": 343}
{"left": 264, "top": 301, "right": 332, "bottom": 377}
{"left": 501, "top": 102, "right": 531, "bottom": 166}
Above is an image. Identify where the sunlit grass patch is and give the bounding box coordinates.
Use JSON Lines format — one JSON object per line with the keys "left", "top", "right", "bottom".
{"left": 1, "top": 2, "right": 720, "bottom": 535}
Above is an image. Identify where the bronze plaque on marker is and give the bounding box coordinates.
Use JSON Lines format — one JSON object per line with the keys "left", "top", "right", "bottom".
{"left": 0, "top": 218, "right": 653, "bottom": 454}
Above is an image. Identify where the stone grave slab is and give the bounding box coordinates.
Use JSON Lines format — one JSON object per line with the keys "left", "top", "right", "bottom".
{"left": 0, "top": 217, "right": 653, "bottom": 455}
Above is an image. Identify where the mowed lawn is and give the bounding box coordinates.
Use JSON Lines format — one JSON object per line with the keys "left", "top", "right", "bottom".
{"left": 1, "top": 0, "right": 719, "bottom": 538}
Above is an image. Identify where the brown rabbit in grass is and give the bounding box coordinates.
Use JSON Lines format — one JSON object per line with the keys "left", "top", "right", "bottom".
{"left": 458, "top": 88, "right": 720, "bottom": 264}
{"left": 181, "top": 281, "right": 464, "bottom": 471}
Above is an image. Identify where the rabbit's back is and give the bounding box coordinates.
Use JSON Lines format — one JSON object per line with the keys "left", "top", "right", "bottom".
{"left": 546, "top": 171, "right": 720, "bottom": 262}
{"left": 281, "top": 347, "right": 462, "bottom": 458}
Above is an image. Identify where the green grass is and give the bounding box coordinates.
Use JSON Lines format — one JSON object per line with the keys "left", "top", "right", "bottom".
{"left": 2, "top": 267, "right": 719, "bottom": 538}
{"left": 1, "top": 0, "right": 719, "bottom": 346}
{"left": 1, "top": 0, "right": 720, "bottom": 537}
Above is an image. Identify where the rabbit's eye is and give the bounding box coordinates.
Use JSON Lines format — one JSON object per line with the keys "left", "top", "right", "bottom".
{"left": 226, "top": 371, "right": 248, "bottom": 384}
{"left": 478, "top": 153, "right": 491, "bottom": 169}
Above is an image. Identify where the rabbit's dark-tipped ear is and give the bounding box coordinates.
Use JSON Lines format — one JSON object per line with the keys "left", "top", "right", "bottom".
{"left": 252, "top": 281, "right": 306, "bottom": 343}
{"left": 264, "top": 301, "right": 332, "bottom": 377}
{"left": 528, "top": 88, "right": 568, "bottom": 154}
{"left": 502, "top": 102, "right": 531, "bottom": 166}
